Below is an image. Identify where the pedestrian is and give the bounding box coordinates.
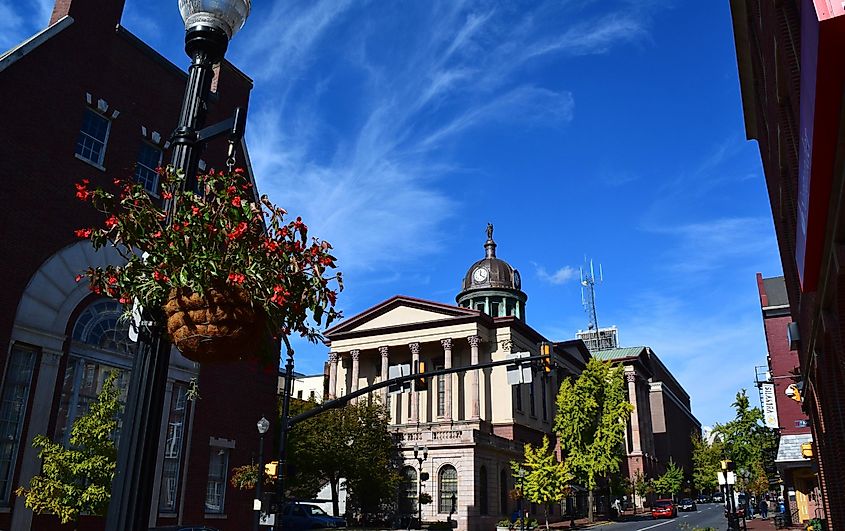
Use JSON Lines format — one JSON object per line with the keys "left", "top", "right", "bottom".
{"left": 759, "top": 498, "right": 768, "bottom": 519}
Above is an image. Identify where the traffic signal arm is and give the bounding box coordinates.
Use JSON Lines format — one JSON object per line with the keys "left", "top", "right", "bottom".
{"left": 287, "top": 352, "right": 551, "bottom": 428}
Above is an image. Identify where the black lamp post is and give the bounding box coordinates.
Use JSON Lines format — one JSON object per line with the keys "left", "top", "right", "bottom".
{"left": 414, "top": 444, "right": 428, "bottom": 529}
{"left": 254, "top": 416, "right": 270, "bottom": 531}
{"left": 516, "top": 467, "right": 527, "bottom": 531}
{"left": 105, "top": 2, "right": 250, "bottom": 530}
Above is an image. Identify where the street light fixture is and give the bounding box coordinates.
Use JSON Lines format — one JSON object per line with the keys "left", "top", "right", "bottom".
{"left": 254, "top": 416, "right": 270, "bottom": 531}
{"left": 106, "top": 2, "right": 251, "bottom": 530}
{"left": 414, "top": 445, "right": 429, "bottom": 529}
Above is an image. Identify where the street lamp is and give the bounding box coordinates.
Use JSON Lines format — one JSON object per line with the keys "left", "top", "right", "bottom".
{"left": 414, "top": 444, "right": 429, "bottom": 529}
{"left": 106, "top": 2, "right": 250, "bottom": 530}
{"left": 516, "top": 467, "right": 528, "bottom": 531}
{"left": 254, "top": 416, "right": 270, "bottom": 531}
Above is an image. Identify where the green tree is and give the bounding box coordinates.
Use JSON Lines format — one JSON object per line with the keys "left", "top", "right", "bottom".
{"left": 714, "top": 391, "right": 778, "bottom": 486}
{"left": 652, "top": 460, "right": 684, "bottom": 500}
{"left": 16, "top": 372, "right": 122, "bottom": 529}
{"left": 554, "top": 358, "right": 633, "bottom": 522}
{"left": 287, "top": 398, "right": 399, "bottom": 520}
{"left": 691, "top": 432, "right": 722, "bottom": 496}
{"left": 630, "top": 470, "right": 649, "bottom": 514}
{"left": 511, "top": 436, "right": 571, "bottom": 531}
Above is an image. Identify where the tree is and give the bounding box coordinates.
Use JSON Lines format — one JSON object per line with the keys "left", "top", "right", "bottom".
{"left": 554, "top": 358, "right": 633, "bottom": 522}
{"left": 652, "top": 460, "right": 684, "bottom": 500}
{"left": 511, "top": 436, "right": 571, "bottom": 531}
{"left": 691, "top": 432, "right": 722, "bottom": 495}
{"left": 286, "top": 398, "right": 399, "bottom": 520}
{"left": 714, "top": 391, "right": 778, "bottom": 487}
{"left": 16, "top": 372, "right": 122, "bottom": 529}
{"left": 630, "top": 470, "right": 649, "bottom": 514}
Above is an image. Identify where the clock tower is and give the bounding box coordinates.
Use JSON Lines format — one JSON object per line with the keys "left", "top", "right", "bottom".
{"left": 456, "top": 224, "right": 527, "bottom": 319}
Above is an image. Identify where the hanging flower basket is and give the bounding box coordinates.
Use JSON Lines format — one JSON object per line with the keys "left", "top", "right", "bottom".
{"left": 73, "top": 166, "right": 342, "bottom": 364}
{"left": 163, "top": 285, "right": 266, "bottom": 363}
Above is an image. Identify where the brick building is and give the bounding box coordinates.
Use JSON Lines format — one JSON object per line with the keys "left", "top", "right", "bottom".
{"left": 730, "top": 0, "right": 845, "bottom": 526}
{"left": 0, "top": 0, "right": 276, "bottom": 529}
{"left": 591, "top": 347, "right": 700, "bottom": 501}
{"left": 756, "top": 274, "right": 818, "bottom": 525}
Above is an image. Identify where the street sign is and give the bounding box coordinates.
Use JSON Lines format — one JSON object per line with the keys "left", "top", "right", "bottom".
{"left": 506, "top": 352, "right": 532, "bottom": 385}
{"left": 259, "top": 512, "right": 275, "bottom": 526}
{"left": 717, "top": 471, "right": 736, "bottom": 486}
{"left": 388, "top": 364, "right": 412, "bottom": 394}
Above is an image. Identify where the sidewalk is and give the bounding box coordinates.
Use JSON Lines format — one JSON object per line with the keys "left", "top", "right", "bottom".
{"left": 744, "top": 517, "right": 803, "bottom": 530}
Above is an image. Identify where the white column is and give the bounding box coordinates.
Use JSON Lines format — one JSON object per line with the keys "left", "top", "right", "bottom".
{"left": 350, "top": 350, "right": 360, "bottom": 403}
{"left": 410, "top": 342, "right": 420, "bottom": 424}
{"left": 379, "top": 346, "right": 389, "bottom": 404}
{"left": 328, "top": 352, "right": 338, "bottom": 399}
{"left": 441, "top": 338, "right": 452, "bottom": 421}
{"left": 627, "top": 371, "right": 642, "bottom": 453}
{"left": 468, "top": 335, "right": 481, "bottom": 420}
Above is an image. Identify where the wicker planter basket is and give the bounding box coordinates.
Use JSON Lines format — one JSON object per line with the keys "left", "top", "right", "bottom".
{"left": 163, "top": 286, "right": 265, "bottom": 363}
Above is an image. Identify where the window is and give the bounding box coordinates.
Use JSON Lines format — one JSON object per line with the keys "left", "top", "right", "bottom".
{"left": 297, "top": 390, "right": 303, "bottom": 399}
{"left": 134, "top": 142, "right": 162, "bottom": 194}
{"left": 56, "top": 299, "right": 133, "bottom": 446}
{"left": 205, "top": 447, "right": 229, "bottom": 514}
{"left": 75, "top": 108, "right": 110, "bottom": 166}
{"left": 0, "top": 345, "right": 37, "bottom": 503}
{"left": 159, "top": 383, "right": 188, "bottom": 512}
{"left": 400, "top": 466, "right": 418, "bottom": 514}
{"left": 490, "top": 302, "right": 500, "bottom": 317}
{"left": 479, "top": 466, "right": 488, "bottom": 515}
{"left": 514, "top": 385, "right": 522, "bottom": 412}
{"left": 438, "top": 465, "right": 458, "bottom": 513}
{"left": 500, "top": 468, "right": 509, "bottom": 515}
{"left": 541, "top": 378, "right": 547, "bottom": 420}
{"left": 475, "top": 303, "right": 485, "bottom": 313}
{"left": 436, "top": 366, "right": 445, "bottom": 417}
{"left": 529, "top": 381, "right": 536, "bottom": 417}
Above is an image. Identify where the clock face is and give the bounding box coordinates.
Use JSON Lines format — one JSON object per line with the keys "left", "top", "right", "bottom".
{"left": 514, "top": 270, "right": 521, "bottom": 289}
{"left": 473, "top": 267, "right": 489, "bottom": 283}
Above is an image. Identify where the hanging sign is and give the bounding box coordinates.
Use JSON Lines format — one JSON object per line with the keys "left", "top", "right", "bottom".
{"left": 761, "top": 383, "right": 779, "bottom": 428}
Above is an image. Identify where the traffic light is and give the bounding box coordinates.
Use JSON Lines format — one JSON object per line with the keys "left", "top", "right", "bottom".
{"left": 801, "top": 442, "right": 813, "bottom": 458}
{"left": 540, "top": 342, "right": 553, "bottom": 373}
{"left": 721, "top": 459, "right": 735, "bottom": 472}
{"left": 415, "top": 360, "right": 428, "bottom": 391}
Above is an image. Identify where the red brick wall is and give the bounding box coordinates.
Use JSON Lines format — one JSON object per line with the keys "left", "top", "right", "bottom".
{"left": 761, "top": 311, "right": 809, "bottom": 435}
{"left": 0, "top": 1, "right": 273, "bottom": 528}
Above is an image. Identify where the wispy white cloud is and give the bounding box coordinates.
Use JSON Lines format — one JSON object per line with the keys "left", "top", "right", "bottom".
{"left": 535, "top": 264, "right": 578, "bottom": 285}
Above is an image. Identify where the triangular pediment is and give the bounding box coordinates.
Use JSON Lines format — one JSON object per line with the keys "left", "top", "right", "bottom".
{"left": 325, "top": 295, "right": 478, "bottom": 336}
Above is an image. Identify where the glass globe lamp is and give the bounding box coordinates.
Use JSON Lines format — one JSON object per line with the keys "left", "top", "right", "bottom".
{"left": 178, "top": 0, "right": 251, "bottom": 39}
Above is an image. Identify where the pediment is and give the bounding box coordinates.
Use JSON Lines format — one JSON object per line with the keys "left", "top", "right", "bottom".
{"left": 325, "top": 295, "right": 478, "bottom": 336}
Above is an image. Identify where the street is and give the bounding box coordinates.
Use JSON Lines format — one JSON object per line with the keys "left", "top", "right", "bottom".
{"left": 602, "top": 503, "right": 726, "bottom": 531}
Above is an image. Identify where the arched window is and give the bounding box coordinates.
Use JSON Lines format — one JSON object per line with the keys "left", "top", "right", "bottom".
{"left": 500, "top": 468, "right": 509, "bottom": 515}
{"left": 438, "top": 465, "right": 458, "bottom": 514}
{"left": 400, "top": 466, "right": 418, "bottom": 515}
{"left": 56, "top": 299, "right": 134, "bottom": 445}
{"left": 479, "top": 466, "right": 488, "bottom": 515}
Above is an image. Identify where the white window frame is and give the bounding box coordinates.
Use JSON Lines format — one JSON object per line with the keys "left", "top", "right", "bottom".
{"left": 74, "top": 107, "right": 111, "bottom": 170}
{"left": 134, "top": 141, "right": 163, "bottom": 195}
{"left": 0, "top": 345, "right": 37, "bottom": 504}
{"left": 205, "top": 447, "right": 230, "bottom": 514}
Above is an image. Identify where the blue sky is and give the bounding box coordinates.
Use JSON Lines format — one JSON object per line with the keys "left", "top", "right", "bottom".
{"left": 4, "top": 0, "right": 783, "bottom": 427}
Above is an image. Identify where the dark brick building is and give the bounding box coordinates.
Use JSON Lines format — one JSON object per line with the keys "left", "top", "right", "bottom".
{"left": 756, "top": 274, "right": 817, "bottom": 525}
{"left": 0, "top": 0, "right": 276, "bottom": 529}
{"left": 730, "top": 0, "right": 845, "bottom": 526}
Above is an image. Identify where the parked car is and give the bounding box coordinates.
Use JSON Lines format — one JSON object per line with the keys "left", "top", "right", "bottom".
{"left": 696, "top": 494, "right": 711, "bottom": 504}
{"left": 712, "top": 492, "right": 724, "bottom": 503}
{"left": 678, "top": 498, "right": 697, "bottom": 512}
{"left": 651, "top": 499, "right": 677, "bottom": 519}
{"left": 282, "top": 502, "right": 347, "bottom": 530}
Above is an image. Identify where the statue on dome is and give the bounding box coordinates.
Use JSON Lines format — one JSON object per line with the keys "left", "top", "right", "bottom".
{"left": 486, "top": 223, "right": 494, "bottom": 240}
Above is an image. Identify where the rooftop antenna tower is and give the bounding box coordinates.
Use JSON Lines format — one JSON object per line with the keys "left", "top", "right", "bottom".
{"left": 580, "top": 258, "right": 603, "bottom": 331}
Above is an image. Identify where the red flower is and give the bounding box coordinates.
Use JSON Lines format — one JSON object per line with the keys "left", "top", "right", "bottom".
{"left": 228, "top": 272, "right": 246, "bottom": 284}
{"left": 270, "top": 285, "right": 289, "bottom": 305}
{"left": 232, "top": 196, "right": 242, "bottom": 207}
{"left": 74, "top": 181, "right": 91, "bottom": 201}
{"left": 153, "top": 270, "right": 170, "bottom": 282}
{"left": 227, "top": 185, "right": 237, "bottom": 195}
{"left": 119, "top": 296, "right": 130, "bottom": 304}
{"left": 234, "top": 167, "right": 245, "bottom": 174}
{"left": 319, "top": 256, "right": 334, "bottom": 266}
{"left": 151, "top": 231, "right": 162, "bottom": 238}
{"left": 105, "top": 215, "right": 118, "bottom": 228}
{"left": 107, "top": 276, "right": 118, "bottom": 285}
{"left": 162, "top": 191, "right": 173, "bottom": 200}
{"left": 75, "top": 274, "right": 84, "bottom": 283}
{"left": 172, "top": 222, "right": 182, "bottom": 232}
{"left": 192, "top": 206, "right": 200, "bottom": 216}
{"left": 264, "top": 239, "right": 280, "bottom": 252}
{"left": 74, "top": 228, "right": 92, "bottom": 238}
{"left": 327, "top": 290, "right": 337, "bottom": 305}
{"left": 227, "top": 221, "right": 248, "bottom": 240}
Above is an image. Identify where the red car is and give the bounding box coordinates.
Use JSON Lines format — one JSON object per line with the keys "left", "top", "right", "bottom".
{"left": 651, "top": 499, "right": 677, "bottom": 519}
